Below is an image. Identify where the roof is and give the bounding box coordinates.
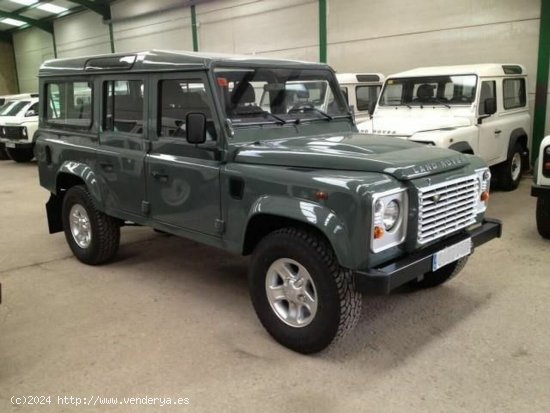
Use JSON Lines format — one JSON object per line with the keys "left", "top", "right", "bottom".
{"left": 336, "top": 73, "right": 385, "bottom": 84}
{"left": 39, "top": 49, "right": 330, "bottom": 77}
{"left": 388, "top": 64, "right": 527, "bottom": 78}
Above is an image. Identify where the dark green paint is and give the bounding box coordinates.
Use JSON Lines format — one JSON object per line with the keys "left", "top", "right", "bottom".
{"left": 0, "top": 10, "right": 53, "bottom": 33}
{"left": 318, "top": 0, "right": 327, "bottom": 63}
{"left": 52, "top": 31, "right": 58, "bottom": 58}
{"left": 191, "top": 5, "right": 199, "bottom": 52}
{"left": 108, "top": 23, "right": 115, "bottom": 53}
{"left": 533, "top": 0, "right": 550, "bottom": 163}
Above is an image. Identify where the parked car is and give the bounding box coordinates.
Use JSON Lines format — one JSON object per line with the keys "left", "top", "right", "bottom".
{"left": 358, "top": 64, "right": 531, "bottom": 191}
{"left": 36, "top": 51, "right": 501, "bottom": 354}
{"left": 0, "top": 96, "right": 39, "bottom": 162}
{"left": 531, "top": 135, "right": 550, "bottom": 238}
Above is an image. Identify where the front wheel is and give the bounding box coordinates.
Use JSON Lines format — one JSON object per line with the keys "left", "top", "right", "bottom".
{"left": 249, "top": 227, "right": 362, "bottom": 354}
{"left": 536, "top": 196, "right": 550, "bottom": 239}
{"left": 497, "top": 143, "right": 523, "bottom": 191}
{"left": 416, "top": 257, "right": 468, "bottom": 289}
{"left": 62, "top": 185, "right": 120, "bottom": 265}
{"left": 6, "top": 146, "right": 34, "bottom": 163}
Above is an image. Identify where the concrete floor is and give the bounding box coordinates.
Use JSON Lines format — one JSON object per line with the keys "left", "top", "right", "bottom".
{"left": 0, "top": 160, "right": 549, "bottom": 413}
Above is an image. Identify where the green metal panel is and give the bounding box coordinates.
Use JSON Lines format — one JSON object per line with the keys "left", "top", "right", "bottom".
{"left": 318, "top": 0, "right": 327, "bottom": 63}
{"left": 108, "top": 23, "right": 115, "bottom": 53}
{"left": 52, "top": 31, "right": 58, "bottom": 58}
{"left": 191, "top": 5, "right": 199, "bottom": 52}
{"left": 533, "top": 0, "right": 550, "bottom": 163}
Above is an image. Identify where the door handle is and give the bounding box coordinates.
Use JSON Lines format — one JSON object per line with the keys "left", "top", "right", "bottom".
{"left": 494, "top": 129, "right": 502, "bottom": 135}
{"left": 151, "top": 171, "right": 169, "bottom": 183}
{"left": 99, "top": 162, "right": 114, "bottom": 172}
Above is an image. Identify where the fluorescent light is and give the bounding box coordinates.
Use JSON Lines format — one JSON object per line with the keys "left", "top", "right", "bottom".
{"left": 37, "top": 3, "right": 67, "bottom": 14}
{"left": 10, "top": 0, "right": 38, "bottom": 5}
{"left": 1, "top": 18, "right": 26, "bottom": 26}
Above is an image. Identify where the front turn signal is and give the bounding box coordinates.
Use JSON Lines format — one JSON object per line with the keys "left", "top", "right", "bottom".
{"left": 373, "top": 226, "right": 385, "bottom": 239}
{"left": 481, "top": 191, "right": 490, "bottom": 203}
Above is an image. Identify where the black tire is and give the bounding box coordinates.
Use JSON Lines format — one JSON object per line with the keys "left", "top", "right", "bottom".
{"left": 6, "top": 147, "right": 34, "bottom": 163}
{"left": 497, "top": 143, "right": 523, "bottom": 191}
{"left": 62, "top": 185, "right": 120, "bottom": 265}
{"left": 536, "top": 196, "right": 550, "bottom": 239}
{"left": 416, "top": 257, "right": 468, "bottom": 289}
{"left": 249, "top": 227, "right": 362, "bottom": 354}
{"left": 0, "top": 145, "right": 8, "bottom": 160}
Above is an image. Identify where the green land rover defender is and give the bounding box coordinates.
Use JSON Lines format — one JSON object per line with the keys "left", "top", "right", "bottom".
{"left": 36, "top": 51, "right": 502, "bottom": 354}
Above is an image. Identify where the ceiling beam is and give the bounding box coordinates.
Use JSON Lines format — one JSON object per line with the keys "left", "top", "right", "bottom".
{"left": 0, "top": 10, "right": 53, "bottom": 33}
{"left": 65, "top": 0, "right": 111, "bottom": 20}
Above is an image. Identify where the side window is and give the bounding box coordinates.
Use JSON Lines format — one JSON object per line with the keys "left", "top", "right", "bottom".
{"left": 158, "top": 79, "right": 217, "bottom": 141}
{"left": 503, "top": 78, "right": 526, "bottom": 110}
{"left": 340, "top": 87, "right": 349, "bottom": 104}
{"left": 479, "top": 80, "right": 496, "bottom": 115}
{"left": 46, "top": 81, "right": 92, "bottom": 128}
{"left": 103, "top": 80, "right": 144, "bottom": 134}
{"left": 28, "top": 102, "right": 39, "bottom": 116}
{"left": 356, "top": 85, "right": 380, "bottom": 110}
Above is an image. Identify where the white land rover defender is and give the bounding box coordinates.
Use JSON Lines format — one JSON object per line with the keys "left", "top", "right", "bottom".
{"left": 532, "top": 135, "right": 550, "bottom": 239}
{"left": 358, "top": 64, "right": 530, "bottom": 190}
{"left": 0, "top": 96, "right": 39, "bottom": 162}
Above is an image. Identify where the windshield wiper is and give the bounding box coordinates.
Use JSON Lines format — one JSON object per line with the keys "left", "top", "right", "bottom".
{"left": 289, "top": 104, "right": 333, "bottom": 121}
{"left": 434, "top": 98, "right": 451, "bottom": 108}
{"left": 232, "top": 109, "right": 286, "bottom": 125}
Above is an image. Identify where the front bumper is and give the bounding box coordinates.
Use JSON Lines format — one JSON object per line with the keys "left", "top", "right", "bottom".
{"left": 354, "top": 218, "right": 502, "bottom": 294}
{"left": 531, "top": 185, "right": 550, "bottom": 198}
{"left": 0, "top": 140, "right": 33, "bottom": 150}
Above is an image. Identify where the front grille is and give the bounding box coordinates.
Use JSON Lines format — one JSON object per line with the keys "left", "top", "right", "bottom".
{"left": 418, "top": 175, "right": 479, "bottom": 244}
{"left": 1, "top": 127, "right": 24, "bottom": 140}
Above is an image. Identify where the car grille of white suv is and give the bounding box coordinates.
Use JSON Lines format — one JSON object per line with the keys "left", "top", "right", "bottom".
{"left": 417, "top": 175, "right": 479, "bottom": 244}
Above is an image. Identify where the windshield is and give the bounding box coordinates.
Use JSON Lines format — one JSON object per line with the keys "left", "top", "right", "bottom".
{"left": 0, "top": 101, "right": 29, "bottom": 117}
{"left": 379, "top": 75, "right": 477, "bottom": 107}
{"left": 213, "top": 67, "right": 349, "bottom": 126}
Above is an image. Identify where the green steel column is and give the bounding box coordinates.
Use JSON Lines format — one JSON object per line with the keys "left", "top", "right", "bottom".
{"left": 108, "top": 22, "right": 115, "bottom": 53}
{"left": 319, "top": 0, "right": 327, "bottom": 63}
{"left": 533, "top": 0, "right": 550, "bottom": 163}
{"left": 12, "top": 40, "right": 20, "bottom": 93}
{"left": 191, "top": 4, "right": 199, "bottom": 52}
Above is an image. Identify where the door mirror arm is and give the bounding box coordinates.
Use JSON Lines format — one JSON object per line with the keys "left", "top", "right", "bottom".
{"left": 477, "top": 114, "right": 491, "bottom": 125}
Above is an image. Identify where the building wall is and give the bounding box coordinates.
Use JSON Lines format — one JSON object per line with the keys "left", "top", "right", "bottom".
{"left": 7, "top": 0, "right": 548, "bottom": 136}
{"left": 0, "top": 42, "right": 18, "bottom": 95}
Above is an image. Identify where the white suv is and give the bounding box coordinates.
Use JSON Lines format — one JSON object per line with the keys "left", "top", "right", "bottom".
{"left": 358, "top": 64, "right": 530, "bottom": 190}
{"left": 0, "top": 96, "right": 39, "bottom": 162}
{"left": 532, "top": 135, "right": 550, "bottom": 238}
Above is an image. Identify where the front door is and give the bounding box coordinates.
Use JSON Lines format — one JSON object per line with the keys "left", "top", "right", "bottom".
{"left": 97, "top": 75, "right": 148, "bottom": 219}
{"left": 477, "top": 79, "right": 503, "bottom": 163}
{"left": 146, "top": 72, "right": 222, "bottom": 237}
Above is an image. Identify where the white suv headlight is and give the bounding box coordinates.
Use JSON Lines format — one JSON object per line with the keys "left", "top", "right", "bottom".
{"left": 371, "top": 188, "right": 408, "bottom": 252}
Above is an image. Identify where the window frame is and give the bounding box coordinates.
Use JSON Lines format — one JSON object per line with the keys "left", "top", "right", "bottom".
{"left": 44, "top": 79, "right": 94, "bottom": 130}
{"left": 355, "top": 84, "right": 381, "bottom": 111}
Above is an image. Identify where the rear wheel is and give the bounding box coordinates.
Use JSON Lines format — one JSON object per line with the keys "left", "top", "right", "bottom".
{"left": 416, "top": 257, "right": 468, "bottom": 289}
{"left": 62, "top": 185, "right": 120, "bottom": 265}
{"left": 536, "top": 196, "right": 550, "bottom": 239}
{"left": 497, "top": 143, "right": 523, "bottom": 191}
{"left": 249, "top": 227, "right": 361, "bottom": 354}
{"left": 6, "top": 147, "right": 34, "bottom": 163}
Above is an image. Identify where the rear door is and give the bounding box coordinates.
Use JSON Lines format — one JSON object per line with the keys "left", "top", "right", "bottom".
{"left": 146, "top": 72, "right": 222, "bottom": 237}
{"left": 96, "top": 75, "right": 148, "bottom": 219}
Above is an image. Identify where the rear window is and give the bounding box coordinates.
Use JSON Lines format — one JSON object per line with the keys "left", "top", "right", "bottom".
{"left": 46, "top": 81, "right": 92, "bottom": 128}
{"left": 503, "top": 78, "right": 526, "bottom": 110}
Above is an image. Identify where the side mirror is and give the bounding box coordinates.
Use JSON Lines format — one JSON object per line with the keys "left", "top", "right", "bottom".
{"left": 186, "top": 112, "right": 207, "bottom": 144}
{"left": 367, "top": 101, "right": 376, "bottom": 116}
{"left": 25, "top": 109, "right": 37, "bottom": 117}
{"left": 484, "top": 97, "right": 497, "bottom": 115}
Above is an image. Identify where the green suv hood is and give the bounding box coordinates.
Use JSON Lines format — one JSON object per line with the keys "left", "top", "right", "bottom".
{"left": 234, "top": 132, "right": 471, "bottom": 180}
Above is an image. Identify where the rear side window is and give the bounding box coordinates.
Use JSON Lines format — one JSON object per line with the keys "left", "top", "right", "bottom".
{"left": 46, "top": 81, "right": 92, "bottom": 128}
{"left": 356, "top": 85, "right": 381, "bottom": 110}
{"left": 503, "top": 78, "right": 526, "bottom": 109}
{"left": 103, "top": 80, "right": 144, "bottom": 134}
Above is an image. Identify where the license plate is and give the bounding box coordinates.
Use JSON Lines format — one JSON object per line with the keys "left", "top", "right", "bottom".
{"left": 432, "top": 238, "right": 472, "bottom": 271}
{"left": 5, "top": 142, "right": 15, "bottom": 148}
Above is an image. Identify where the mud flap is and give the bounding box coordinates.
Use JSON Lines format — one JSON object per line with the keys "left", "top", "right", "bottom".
{"left": 46, "top": 193, "right": 63, "bottom": 234}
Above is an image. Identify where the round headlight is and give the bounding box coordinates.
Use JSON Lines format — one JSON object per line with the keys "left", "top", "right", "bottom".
{"left": 546, "top": 146, "right": 550, "bottom": 155}
{"left": 383, "top": 200, "right": 400, "bottom": 231}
